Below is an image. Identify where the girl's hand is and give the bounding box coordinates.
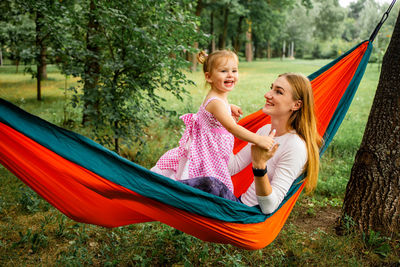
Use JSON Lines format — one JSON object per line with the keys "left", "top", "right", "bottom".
{"left": 230, "top": 104, "right": 243, "bottom": 122}
{"left": 256, "top": 129, "right": 276, "bottom": 151}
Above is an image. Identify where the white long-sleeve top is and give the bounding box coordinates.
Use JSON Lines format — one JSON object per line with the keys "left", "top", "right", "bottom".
{"left": 229, "top": 124, "right": 307, "bottom": 214}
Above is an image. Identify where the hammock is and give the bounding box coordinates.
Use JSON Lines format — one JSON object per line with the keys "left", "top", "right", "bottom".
{"left": 0, "top": 40, "right": 373, "bottom": 250}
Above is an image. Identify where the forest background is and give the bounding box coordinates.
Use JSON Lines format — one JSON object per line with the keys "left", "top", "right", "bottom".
{"left": 0, "top": 0, "right": 399, "bottom": 265}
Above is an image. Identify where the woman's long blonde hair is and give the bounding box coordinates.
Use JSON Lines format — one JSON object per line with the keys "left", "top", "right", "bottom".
{"left": 280, "top": 73, "right": 322, "bottom": 193}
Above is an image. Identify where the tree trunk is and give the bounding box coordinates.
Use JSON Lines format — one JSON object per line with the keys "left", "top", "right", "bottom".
{"left": 254, "top": 35, "right": 263, "bottom": 59}
{"left": 35, "top": 11, "right": 43, "bottom": 101}
{"left": 267, "top": 41, "right": 271, "bottom": 60}
{"left": 290, "top": 41, "right": 294, "bottom": 59}
{"left": 245, "top": 20, "right": 252, "bottom": 62}
{"left": 82, "top": 0, "right": 101, "bottom": 124}
{"left": 220, "top": 7, "right": 229, "bottom": 50}
{"left": 209, "top": 11, "right": 216, "bottom": 53}
{"left": 40, "top": 44, "right": 47, "bottom": 80}
{"left": 190, "top": 42, "right": 199, "bottom": 72}
{"left": 114, "top": 121, "right": 120, "bottom": 154}
{"left": 341, "top": 11, "right": 400, "bottom": 235}
{"left": 0, "top": 49, "right": 2, "bottom": 66}
{"left": 190, "top": 0, "right": 203, "bottom": 72}
{"left": 233, "top": 16, "right": 244, "bottom": 53}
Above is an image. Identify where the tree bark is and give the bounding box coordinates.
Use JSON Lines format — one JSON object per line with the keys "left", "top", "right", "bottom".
{"left": 35, "top": 10, "right": 43, "bottom": 101}
{"left": 290, "top": 41, "right": 294, "bottom": 59}
{"left": 82, "top": 0, "right": 101, "bottom": 124}
{"left": 233, "top": 16, "right": 244, "bottom": 53}
{"left": 209, "top": 11, "right": 216, "bottom": 53}
{"left": 220, "top": 7, "right": 229, "bottom": 50}
{"left": 40, "top": 43, "right": 47, "bottom": 80}
{"left": 341, "top": 11, "right": 400, "bottom": 235}
{"left": 245, "top": 20, "right": 252, "bottom": 62}
{"left": 190, "top": 0, "right": 203, "bottom": 72}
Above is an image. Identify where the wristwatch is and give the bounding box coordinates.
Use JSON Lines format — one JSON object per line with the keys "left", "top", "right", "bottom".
{"left": 252, "top": 166, "right": 268, "bottom": 177}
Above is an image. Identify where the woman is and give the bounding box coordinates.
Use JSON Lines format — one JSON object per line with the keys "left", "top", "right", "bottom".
{"left": 228, "top": 72, "right": 322, "bottom": 214}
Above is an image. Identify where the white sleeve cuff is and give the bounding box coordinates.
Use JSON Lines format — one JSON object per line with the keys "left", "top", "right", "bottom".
{"left": 257, "top": 191, "right": 280, "bottom": 214}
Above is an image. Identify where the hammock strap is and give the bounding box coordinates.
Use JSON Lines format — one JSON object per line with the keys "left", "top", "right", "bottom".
{"left": 369, "top": 0, "right": 397, "bottom": 42}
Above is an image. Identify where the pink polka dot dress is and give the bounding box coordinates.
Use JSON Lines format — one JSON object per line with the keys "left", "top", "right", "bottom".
{"left": 154, "top": 97, "right": 234, "bottom": 192}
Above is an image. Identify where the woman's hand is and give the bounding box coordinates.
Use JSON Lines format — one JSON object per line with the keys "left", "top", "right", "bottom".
{"left": 251, "top": 130, "right": 279, "bottom": 168}
{"left": 230, "top": 104, "right": 243, "bottom": 122}
{"left": 251, "top": 143, "right": 279, "bottom": 169}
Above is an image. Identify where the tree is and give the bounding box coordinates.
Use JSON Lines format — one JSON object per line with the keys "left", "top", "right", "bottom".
{"left": 58, "top": 0, "right": 206, "bottom": 152}
{"left": 11, "top": 0, "right": 68, "bottom": 100}
{"left": 341, "top": 10, "right": 400, "bottom": 235}
{"left": 248, "top": 0, "right": 294, "bottom": 59}
{"left": 282, "top": 0, "right": 314, "bottom": 59}
{"left": 81, "top": 0, "right": 101, "bottom": 124}
{"left": 313, "top": 0, "right": 345, "bottom": 41}
{"left": 188, "top": 0, "right": 204, "bottom": 72}
{"left": 0, "top": 1, "right": 35, "bottom": 70}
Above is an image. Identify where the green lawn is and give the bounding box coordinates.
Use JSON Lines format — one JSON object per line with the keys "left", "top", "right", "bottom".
{"left": 0, "top": 60, "right": 399, "bottom": 266}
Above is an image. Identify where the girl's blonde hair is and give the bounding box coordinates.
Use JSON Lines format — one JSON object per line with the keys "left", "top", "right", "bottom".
{"left": 280, "top": 73, "right": 322, "bottom": 193}
{"left": 197, "top": 50, "right": 238, "bottom": 75}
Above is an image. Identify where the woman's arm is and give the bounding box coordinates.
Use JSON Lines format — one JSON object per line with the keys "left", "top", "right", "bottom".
{"left": 251, "top": 137, "right": 307, "bottom": 214}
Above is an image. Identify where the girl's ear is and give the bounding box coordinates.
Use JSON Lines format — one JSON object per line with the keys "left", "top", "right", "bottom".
{"left": 205, "top": 72, "right": 213, "bottom": 84}
{"left": 292, "top": 100, "right": 302, "bottom": 111}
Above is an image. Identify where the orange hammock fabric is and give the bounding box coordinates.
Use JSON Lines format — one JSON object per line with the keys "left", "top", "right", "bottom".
{"left": 0, "top": 41, "right": 372, "bottom": 250}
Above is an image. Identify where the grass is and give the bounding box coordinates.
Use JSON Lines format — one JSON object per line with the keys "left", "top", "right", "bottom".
{"left": 0, "top": 60, "right": 399, "bottom": 266}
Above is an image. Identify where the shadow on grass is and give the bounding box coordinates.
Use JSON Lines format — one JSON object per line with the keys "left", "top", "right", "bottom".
{"left": 0, "top": 64, "right": 62, "bottom": 74}
{"left": 0, "top": 79, "right": 35, "bottom": 89}
{"left": 3, "top": 95, "right": 66, "bottom": 107}
{"left": 1, "top": 78, "right": 64, "bottom": 90}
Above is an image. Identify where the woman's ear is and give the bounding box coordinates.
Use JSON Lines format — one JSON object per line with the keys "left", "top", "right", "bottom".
{"left": 292, "top": 100, "right": 302, "bottom": 111}
{"left": 205, "top": 72, "right": 213, "bottom": 84}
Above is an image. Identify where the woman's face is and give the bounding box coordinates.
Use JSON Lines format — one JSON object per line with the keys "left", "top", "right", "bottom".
{"left": 262, "top": 76, "right": 301, "bottom": 118}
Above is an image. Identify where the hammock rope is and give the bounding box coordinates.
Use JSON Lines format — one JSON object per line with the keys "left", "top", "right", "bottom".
{"left": 369, "top": 0, "right": 397, "bottom": 42}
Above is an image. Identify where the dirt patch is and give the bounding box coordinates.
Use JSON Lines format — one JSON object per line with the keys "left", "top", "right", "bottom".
{"left": 288, "top": 203, "right": 342, "bottom": 234}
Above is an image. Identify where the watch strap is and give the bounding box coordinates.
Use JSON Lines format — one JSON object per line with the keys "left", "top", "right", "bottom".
{"left": 252, "top": 166, "right": 268, "bottom": 177}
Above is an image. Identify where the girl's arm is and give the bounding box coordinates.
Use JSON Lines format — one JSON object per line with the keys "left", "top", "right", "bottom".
{"left": 207, "top": 99, "right": 273, "bottom": 150}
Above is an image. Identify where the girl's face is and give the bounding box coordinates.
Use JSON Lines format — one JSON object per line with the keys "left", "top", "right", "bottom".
{"left": 262, "top": 76, "right": 301, "bottom": 118}
{"left": 205, "top": 57, "right": 238, "bottom": 93}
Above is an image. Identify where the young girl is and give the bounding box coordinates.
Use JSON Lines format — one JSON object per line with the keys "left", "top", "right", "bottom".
{"left": 151, "top": 50, "right": 274, "bottom": 193}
